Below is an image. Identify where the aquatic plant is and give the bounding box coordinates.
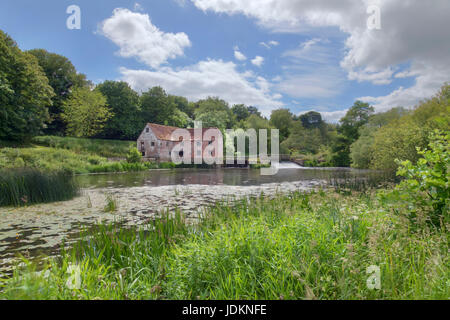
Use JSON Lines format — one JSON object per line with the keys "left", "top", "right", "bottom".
{"left": 0, "top": 168, "right": 79, "bottom": 207}
{"left": 1, "top": 191, "right": 447, "bottom": 299}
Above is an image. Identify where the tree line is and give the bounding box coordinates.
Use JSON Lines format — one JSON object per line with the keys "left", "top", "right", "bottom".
{"left": 1, "top": 29, "right": 448, "bottom": 172}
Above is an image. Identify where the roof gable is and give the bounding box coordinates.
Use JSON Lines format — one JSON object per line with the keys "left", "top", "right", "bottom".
{"left": 147, "top": 123, "right": 219, "bottom": 141}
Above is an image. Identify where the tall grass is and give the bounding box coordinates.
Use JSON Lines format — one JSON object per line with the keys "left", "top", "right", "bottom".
{"left": 32, "top": 136, "right": 135, "bottom": 158}
{"left": 0, "top": 168, "right": 79, "bottom": 207}
{"left": 1, "top": 191, "right": 447, "bottom": 299}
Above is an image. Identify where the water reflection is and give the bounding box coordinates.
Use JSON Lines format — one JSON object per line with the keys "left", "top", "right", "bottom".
{"left": 76, "top": 166, "right": 371, "bottom": 189}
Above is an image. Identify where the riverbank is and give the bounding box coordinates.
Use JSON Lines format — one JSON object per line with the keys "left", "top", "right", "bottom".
{"left": 1, "top": 190, "right": 447, "bottom": 299}
{"left": 0, "top": 179, "right": 324, "bottom": 275}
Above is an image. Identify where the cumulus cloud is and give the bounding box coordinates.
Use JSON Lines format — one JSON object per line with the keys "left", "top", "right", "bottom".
{"left": 190, "top": 0, "right": 450, "bottom": 112}
{"left": 234, "top": 46, "right": 247, "bottom": 61}
{"left": 251, "top": 56, "right": 264, "bottom": 67}
{"left": 120, "top": 59, "right": 283, "bottom": 114}
{"left": 99, "top": 8, "right": 191, "bottom": 69}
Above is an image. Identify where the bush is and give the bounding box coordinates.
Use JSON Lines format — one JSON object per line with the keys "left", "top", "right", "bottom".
{"left": 384, "top": 130, "right": 449, "bottom": 227}
{"left": 126, "top": 147, "right": 141, "bottom": 163}
{"left": 0, "top": 168, "right": 79, "bottom": 207}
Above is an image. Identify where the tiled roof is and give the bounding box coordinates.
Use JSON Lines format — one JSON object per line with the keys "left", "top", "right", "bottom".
{"left": 147, "top": 123, "right": 219, "bottom": 141}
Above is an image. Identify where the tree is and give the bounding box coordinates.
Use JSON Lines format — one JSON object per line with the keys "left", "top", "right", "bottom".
{"left": 169, "top": 95, "right": 194, "bottom": 118}
{"left": 231, "top": 104, "right": 250, "bottom": 122}
{"left": 0, "top": 31, "right": 54, "bottom": 142}
{"left": 96, "top": 81, "right": 141, "bottom": 140}
{"left": 339, "top": 101, "right": 374, "bottom": 141}
{"left": 270, "top": 109, "right": 293, "bottom": 141}
{"left": 194, "top": 97, "right": 234, "bottom": 130}
{"left": 62, "top": 87, "right": 112, "bottom": 137}
{"left": 28, "top": 49, "right": 90, "bottom": 135}
{"left": 299, "top": 111, "right": 323, "bottom": 129}
{"left": 350, "top": 107, "right": 408, "bottom": 169}
{"left": 370, "top": 84, "right": 449, "bottom": 173}
{"left": 330, "top": 135, "right": 352, "bottom": 167}
{"left": 140, "top": 86, "right": 177, "bottom": 126}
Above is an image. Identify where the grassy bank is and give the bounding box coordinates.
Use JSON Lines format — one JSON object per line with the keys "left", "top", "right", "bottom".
{"left": 32, "top": 136, "right": 135, "bottom": 158}
{"left": 0, "top": 146, "right": 173, "bottom": 174}
{"left": 1, "top": 190, "right": 447, "bottom": 299}
{"left": 0, "top": 168, "right": 79, "bottom": 207}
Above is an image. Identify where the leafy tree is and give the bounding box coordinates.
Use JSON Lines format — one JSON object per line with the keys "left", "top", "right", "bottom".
{"left": 231, "top": 104, "right": 250, "bottom": 122}
{"left": 270, "top": 109, "right": 293, "bottom": 141}
{"left": 281, "top": 121, "right": 323, "bottom": 154}
{"left": 339, "top": 101, "right": 374, "bottom": 141}
{"left": 0, "top": 31, "right": 54, "bottom": 142}
{"left": 330, "top": 135, "right": 352, "bottom": 167}
{"left": 370, "top": 84, "right": 449, "bottom": 173}
{"left": 28, "top": 49, "right": 90, "bottom": 135}
{"left": 169, "top": 95, "right": 194, "bottom": 118}
{"left": 247, "top": 106, "right": 262, "bottom": 118}
{"left": 350, "top": 107, "right": 408, "bottom": 169}
{"left": 140, "top": 86, "right": 177, "bottom": 126}
{"left": 299, "top": 111, "right": 323, "bottom": 129}
{"left": 96, "top": 81, "right": 141, "bottom": 140}
{"left": 62, "top": 87, "right": 112, "bottom": 138}
{"left": 194, "top": 97, "right": 234, "bottom": 130}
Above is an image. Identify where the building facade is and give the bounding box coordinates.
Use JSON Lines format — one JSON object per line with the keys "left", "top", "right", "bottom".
{"left": 137, "top": 123, "right": 222, "bottom": 163}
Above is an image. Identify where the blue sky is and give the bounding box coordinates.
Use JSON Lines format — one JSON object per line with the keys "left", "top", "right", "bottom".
{"left": 1, "top": 0, "right": 448, "bottom": 122}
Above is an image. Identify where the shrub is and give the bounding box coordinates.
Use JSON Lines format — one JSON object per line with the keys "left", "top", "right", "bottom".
{"left": 126, "top": 147, "right": 141, "bottom": 163}
{"left": 385, "top": 130, "right": 449, "bottom": 227}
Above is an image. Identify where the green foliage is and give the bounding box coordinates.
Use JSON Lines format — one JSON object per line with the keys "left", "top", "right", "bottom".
{"left": 62, "top": 87, "right": 112, "bottom": 138}
{"left": 104, "top": 193, "right": 118, "bottom": 213}
{"left": 0, "top": 30, "right": 55, "bottom": 142}
{"left": 32, "top": 136, "right": 135, "bottom": 158}
{"left": 270, "top": 108, "right": 293, "bottom": 141}
{"left": 339, "top": 101, "right": 374, "bottom": 142}
{"left": 27, "top": 49, "right": 90, "bottom": 135}
{"left": 0, "top": 168, "right": 79, "bottom": 207}
{"left": 141, "top": 87, "right": 177, "bottom": 126}
{"left": 2, "top": 192, "right": 448, "bottom": 299}
{"left": 126, "top": 147, "right": 142, "bottom": 163}
{"left": 194, "top": 97, "right": 234, "bottom": 130}
{"left": 96, "top": 81, "right": 142, "bottom": 140}
{"left": 330, "top": 135, "right": 352, "bottom": 167}
{"left": 389, "top": 131, "right": 449, "bottom": 227}
{"left": 231, "top": 104, "right": 250, "bottom": 122}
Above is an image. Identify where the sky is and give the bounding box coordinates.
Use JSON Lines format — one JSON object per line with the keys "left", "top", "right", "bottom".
{"left": 1, "top": 0, "right": 449, "bottom": 122}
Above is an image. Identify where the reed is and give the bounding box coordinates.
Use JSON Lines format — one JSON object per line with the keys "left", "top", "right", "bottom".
{"left": 0, "top": 168, "right": 79, "bottom": 207}
{"left": 1, "top": 191, "right": 447, "bottom": 299}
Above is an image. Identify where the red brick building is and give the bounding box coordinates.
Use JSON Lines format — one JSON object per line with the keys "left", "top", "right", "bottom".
{"left": 137, "top": 123, "right": 222, "bottom": 163}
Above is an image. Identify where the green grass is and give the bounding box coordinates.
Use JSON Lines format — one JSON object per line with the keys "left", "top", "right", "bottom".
{"left": 1, "top": 191, "right": 447, "bottom": 299}
{"left": 0, "top": 168, "right": 79, "bottom": 207}
{"left": 0, "top": 146, "right": 167, "bottom": 174}
{"left": 32, "top": 136, "right": 135, "bottom": 158}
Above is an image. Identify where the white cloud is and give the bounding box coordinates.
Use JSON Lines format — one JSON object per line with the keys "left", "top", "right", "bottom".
{"left": 278, "top": 38, "right": 345, "bottom": 99}
{"left": 233, "top": 46, "right": 247, "bottom": 61}
{"left": 120, "top": 59, "right": 283, "bottom": 115}
{"left": 251, "top": 56, "right": 264, "bottom": 67}
{"left": 190, "top": 0, "right": 450, "bottom": 111}
{"left": 133, "top": 2, "right": 144, "bottom": 12}
{"left": 260, "top": 40, "right": 279, "bottom": 49}
{"left": 100, "top": 8, "right": 191, "bottom": 69}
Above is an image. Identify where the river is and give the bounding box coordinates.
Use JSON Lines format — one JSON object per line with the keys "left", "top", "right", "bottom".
{"left": 0, "top": 165, "right": 371, "bottom": 275}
